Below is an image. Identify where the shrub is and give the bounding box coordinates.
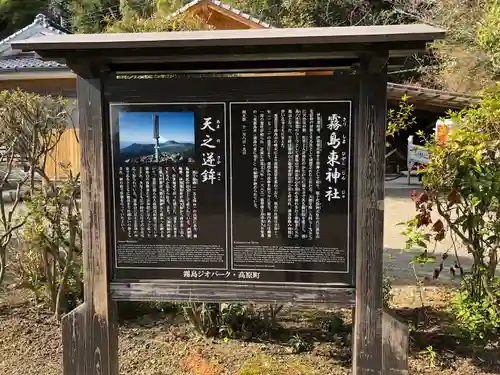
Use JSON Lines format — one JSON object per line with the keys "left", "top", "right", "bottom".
{"left": 451, "top": 276, "right": 500, "bottom": 340}
{"left": 0, "top": 90, "right": 70, "bottom": 287}
{"left": 17, "top": 167, "right": 82, "bottom": 318}
{"left": 184, "top": 303, "right": 283, "bottom": 339}
{"left": 183, "top": 302, "right": 222, "bottom": 337}
{"left": 319, "top": 311, "right": 345, "bottom": 335}
{"left": 403, "top": 83, "right": 500, "bottom": 333}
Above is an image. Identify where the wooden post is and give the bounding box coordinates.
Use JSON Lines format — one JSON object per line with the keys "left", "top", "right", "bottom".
{"left": 62, "top": 304, "right": 87, "bottom": 375}
{"left": 352, "top": 51, "right": 388, "bottom": 375}
{"left": 62, "top": 70, "right": 118, "bottom": 375}
{"left": 382, "top": 308, "right": 409, "bottom": 375}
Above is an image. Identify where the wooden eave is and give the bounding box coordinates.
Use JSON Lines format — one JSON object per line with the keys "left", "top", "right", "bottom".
{"left": 11, "top": 25, "right": 445, "bottom": 73}
{"left": 387, "top": 83, "right": 480, "bottom": 112}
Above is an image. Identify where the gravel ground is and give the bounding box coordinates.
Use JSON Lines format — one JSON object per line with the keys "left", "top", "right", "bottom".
{"left": 1, "top": 294, "right": 499, "bottom": 375}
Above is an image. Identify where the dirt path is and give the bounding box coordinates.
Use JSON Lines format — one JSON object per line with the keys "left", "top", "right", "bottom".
{"left": 382, "top": 178, "right": 499, "bottom": 311}
{"left": 382, "top": 178, "right": 497, "bottom": 286}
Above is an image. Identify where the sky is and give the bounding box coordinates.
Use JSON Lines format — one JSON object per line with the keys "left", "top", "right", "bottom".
{"left": 118, "top": 111, "right": 195, "bottom": 147}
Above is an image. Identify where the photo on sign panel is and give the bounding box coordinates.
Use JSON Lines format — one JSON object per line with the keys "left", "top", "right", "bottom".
{"left": 118, "top": 111, "right": 195, "bottom": 164}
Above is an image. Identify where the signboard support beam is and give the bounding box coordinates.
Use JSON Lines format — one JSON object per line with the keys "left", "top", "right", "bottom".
{"left": 62, "top": 69, "right": 119, "bottom": 375}
{"left": 352, "top": 52, "right": 388, "bottom": 375}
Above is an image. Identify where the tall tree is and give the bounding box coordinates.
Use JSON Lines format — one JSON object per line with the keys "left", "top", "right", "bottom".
{"left": 105, "top": 12, "right": 212, "bottom": 32}
{"left": 68, "top": 0, "right": 162, "bottom": 33}
{"left": 0, "top": 0, "right": 48, "bottom": 37}
{"left": 391, "top": 0, "right": 500, "bottom": 93}
{"left": 103, "top": 0, "right": 212, "bottom": 33}
{"left": 69, "top": 0, "right": 120, "bottom": 33}
{"left": 120, "top": 0, "right": 156, "bottom": 17}
{"left": 224, "top": 0, "right": 500, "bottom": 93}
{"left": 48, "top": 0, "right": 72, "bottom": 29}
{"left": 224, "top": 0, "right": 406, "bottom": 28}
{"left": 156, "top": 0, "right": 185, "bottom": 15}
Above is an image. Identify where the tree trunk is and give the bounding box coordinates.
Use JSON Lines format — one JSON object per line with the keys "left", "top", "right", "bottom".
{"left": 267, "top": 0, "right": 281, "bottom": 26}
{"left": 55, "top": 223, "right": 77, "bottom": 320}
{"left": 43, "top": 249, "right": 57, "bottom": 312}
{"left": 0, "top": 249, "right": 6, "bottom": 286}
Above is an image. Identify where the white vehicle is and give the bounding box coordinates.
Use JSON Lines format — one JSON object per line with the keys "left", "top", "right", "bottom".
{"left": 406, "top": 119, "right": 453, "bottom": 184}
{"left": 407, "top": 135, "right": 429, "bottom": 184}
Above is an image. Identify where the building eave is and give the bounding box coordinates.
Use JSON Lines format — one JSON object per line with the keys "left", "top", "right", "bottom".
{"left": 0, "top": 70, "right": 76, "bottom": 80}
{"left": 169, "top": 0, "right": 273, "bottom": 28}
{"left": 387, "top": 82, "right": 479, "bottom": 112}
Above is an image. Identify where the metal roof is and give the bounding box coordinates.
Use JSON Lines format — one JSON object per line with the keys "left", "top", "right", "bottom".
{"left": 12, "top": 24, "right": 444, "bottom": 52}
{"left": 170, "top": 0, "right": 272, "bottom": 28}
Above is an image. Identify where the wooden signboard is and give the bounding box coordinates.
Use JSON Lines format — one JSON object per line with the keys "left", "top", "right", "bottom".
{"left": 106, "top": 75, "right": 358, "bottom": 301}
{"left": 13, "top": 25, "right": 445, "bottom": 375}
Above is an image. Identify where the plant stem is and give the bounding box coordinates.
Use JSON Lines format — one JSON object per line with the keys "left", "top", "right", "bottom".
{"left": 412, "top": 263, "right": 426, "bottom": 307}
{"left": 0, "top": 250, "right": 5, "bottom": 285}
{"left": 55, "top": 222, "right": 76, "bottom": 320}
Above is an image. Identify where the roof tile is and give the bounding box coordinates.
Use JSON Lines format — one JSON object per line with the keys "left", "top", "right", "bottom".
{"left": 0, "top": 14, "right": 68, "bottom": 53}
{"left": 0, "top": 14, "right": 69, "bottom": 73}
{"left": 0, "top": 55, "right": 66, "bottom": 73}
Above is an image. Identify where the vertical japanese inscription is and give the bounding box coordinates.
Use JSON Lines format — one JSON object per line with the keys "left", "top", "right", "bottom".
{"left": 231, "top": 101, "right": 351, "bottom": 276}
{"left": 112, "top": 103, "right": 227, "bottom": 273}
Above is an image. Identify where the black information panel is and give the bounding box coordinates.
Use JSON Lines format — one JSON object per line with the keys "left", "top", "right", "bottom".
{"left": 111, "top": 100, "right": 353, "bottom": 285}
{"left": 111, "top": 103, "right": 228, "bottom": 272}
{"left": 230, "top": 101, "right": 352, "bottom": 284}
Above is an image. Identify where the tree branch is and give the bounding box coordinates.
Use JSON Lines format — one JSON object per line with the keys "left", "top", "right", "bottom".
{"left": 435, "top": 199, "right": 476, "bottom": 254}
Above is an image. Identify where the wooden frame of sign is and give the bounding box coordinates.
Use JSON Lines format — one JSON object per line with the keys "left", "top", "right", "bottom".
{"left": 13, "top": 25, "right": 444, "bottom": 375}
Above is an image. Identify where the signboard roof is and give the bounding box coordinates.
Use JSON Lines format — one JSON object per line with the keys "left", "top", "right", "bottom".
{"left": 12, "top": 24, "right": 444, "bottom": 52}
{"left": 11, "top": 25, "right": 445, "bottom": 70}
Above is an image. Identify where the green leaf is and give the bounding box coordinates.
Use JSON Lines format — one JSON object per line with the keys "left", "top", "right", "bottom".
{"left": 410, "top": 253, "right": 436, "bottom": 265}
